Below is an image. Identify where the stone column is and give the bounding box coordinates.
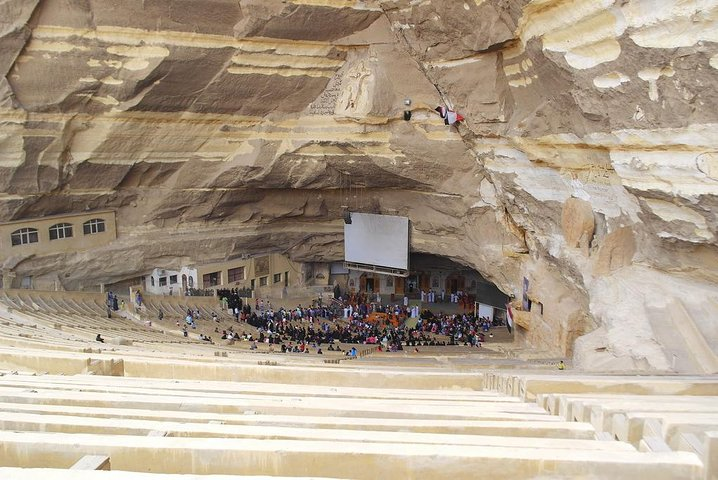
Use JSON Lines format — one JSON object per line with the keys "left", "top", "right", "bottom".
{"left": 1, "top": 270, "right": 15, "bottom": 290}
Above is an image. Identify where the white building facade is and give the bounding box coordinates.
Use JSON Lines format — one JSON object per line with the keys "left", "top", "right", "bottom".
{"left": 144, "top": 267, "right": 198, "bottom": 296}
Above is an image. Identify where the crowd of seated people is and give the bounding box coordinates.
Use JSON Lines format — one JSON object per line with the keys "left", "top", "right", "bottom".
{"left": 167, "top": 287, "right": 498, "bottom": 354}
{"left": 227, "top": 295, "right": 497, "bottom": 353}
{"left": 415, "top": 310, "right": 498, "bottom": 347}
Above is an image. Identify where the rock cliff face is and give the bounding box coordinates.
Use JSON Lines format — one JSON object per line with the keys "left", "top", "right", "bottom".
{"left": 1, "top": 0, "right": 717, "bottom": 373}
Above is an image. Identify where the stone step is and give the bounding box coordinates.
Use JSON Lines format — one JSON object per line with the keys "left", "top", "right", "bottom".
{"left": 552, "top": 394, "right": 718, "bottom": 421}
{"left": 0, "top": 374, "right": 499, "bottom": 402}
{"left": 0, "top": 382, "right": 514, "bottom": 408}
{"left": 0, "top": 347, "right": 485, "bottom": 389}
{"left": 0, "top": 402, "right": 571, "bottom": 432}
{"left": 0, "top": 468, "right": 341, "bottom": 480}
{"left": 484, "top": 373, "right": 718, "bottom": 400}
{"left": 0, "top": 387, "right": 548, "bottom": 420}
{"left": 612, "top": 412, "right": 718, "bottom": 446}
{"left": 0, "top": 431, "right": 703, "bottom": 480}
{"left": 585, "top": 402, "right": 718, "bottom": 433}
{"left": 0, "top": 412, "right": 620, "bottom": 450}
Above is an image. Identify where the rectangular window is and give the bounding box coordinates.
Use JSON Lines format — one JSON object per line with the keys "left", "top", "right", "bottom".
{"left": 159, "top": 276, "right": 167, "bottom": 287}
{"left": 259, "top": 276, "right": 268, "bottom": 287}
{"left": 273, "top": 273, "right": 281, "bottom": 283}
{"left": 150, "top": 277, "right": 155, "bottom": 287}
{"left": 169, "top": 275, "right": 178, "bottom": 284}
{"left": 228, "top": 267, "right": 245, "bottom": 283}
{"left": 284, "top": 271, "right": 289, "bottom": 287}
{"left": 250, "top": 279, "right": 255, "bottom": 290}
{"left": 203, "top": 271, "right": 220, "bottom": 288}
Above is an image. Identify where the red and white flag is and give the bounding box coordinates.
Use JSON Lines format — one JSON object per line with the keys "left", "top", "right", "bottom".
{"left": 435, "top": 106, "right": 464, "bottom": 125}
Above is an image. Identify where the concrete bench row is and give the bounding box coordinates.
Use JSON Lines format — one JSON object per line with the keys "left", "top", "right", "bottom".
{"left": 0, "top": 346, "right": 486, "bottom": 388}
{"left": 0, "top": 427, "right": 702, "bottom": 479}
{"left": 1, "top": 468, "right": 341, "bottom": 480}
{"left": 0, "top": 293, "right": 106, "bottom": 318}
{"left": 482, "top": 372, "right": 718, "bottom": 478}
{"left": 0, "top": 305, "right": 202, "bottom": 347}
{"left": 483, "top": 372, "right": 718, "bottom": 400}
{"left": 0, "top": 372, "right": 706, "bottom": 480}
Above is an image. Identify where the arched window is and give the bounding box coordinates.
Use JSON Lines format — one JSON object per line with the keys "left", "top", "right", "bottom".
{"left": 11, "top": 228, "right": 39, "bottom": 246}
{"left": 83, "top": 218, "right": 106, "bottom": 235}
{"left": 49, "top": 223, "right": 73, "bottom": 240}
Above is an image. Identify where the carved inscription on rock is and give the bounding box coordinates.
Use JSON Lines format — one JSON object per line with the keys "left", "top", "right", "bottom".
{"left": 309, "top": 75, "right": 344, "bottom": 116}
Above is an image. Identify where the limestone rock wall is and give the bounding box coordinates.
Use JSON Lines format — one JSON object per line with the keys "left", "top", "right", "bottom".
{"left": 1, "top": 0, "right": 717, "bottom": 373}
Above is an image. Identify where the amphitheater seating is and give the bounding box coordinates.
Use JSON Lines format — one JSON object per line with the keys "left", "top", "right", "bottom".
{"left": 0, "top": 372, "right": 709, "bottom": 479}
{"left": 0, "top": 290, "right": 717, "bottom": 478}
{"left": 484, "top": 372, "right": 718, "bottom": 479}
{"left": 0, "top": 290, "right": 204, "bottom": 347}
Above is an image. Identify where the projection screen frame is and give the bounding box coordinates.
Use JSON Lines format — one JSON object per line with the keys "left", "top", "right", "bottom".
{"left": 343, "top": 261, "right": 409, "bottom": 278}
{"left": 343, "top": 212, "right": 410, "bottom": 277}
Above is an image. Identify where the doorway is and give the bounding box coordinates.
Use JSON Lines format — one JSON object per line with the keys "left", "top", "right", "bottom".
{"left": 406, "top": 275, "right": 417, "bottom": 293}
{"left": 445, "top": 275, "right": 465, "bottom": 294}
{"left": 394, "top": 276, "right": 405, "bottom": 295}
{"left": 419, "top": 273, "right": 430, "bottom": 292}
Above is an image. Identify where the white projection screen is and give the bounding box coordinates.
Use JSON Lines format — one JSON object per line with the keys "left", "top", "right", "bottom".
{"left": 344, "top": 213, "right": 409, "bottom": 272}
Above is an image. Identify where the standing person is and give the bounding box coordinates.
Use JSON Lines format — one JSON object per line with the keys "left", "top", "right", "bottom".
{"left": 158, "top": 309, "right": 164, "bottom": 321}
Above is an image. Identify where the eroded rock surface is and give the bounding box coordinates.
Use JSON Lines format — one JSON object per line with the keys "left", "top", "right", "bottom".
{"left": 1, "top": 0, "right": 717, "bottom": 373}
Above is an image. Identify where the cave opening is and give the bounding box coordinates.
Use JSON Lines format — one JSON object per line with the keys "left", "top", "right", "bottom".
{"left": 334, "top": 253, "right": 510, "bottom": 324}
